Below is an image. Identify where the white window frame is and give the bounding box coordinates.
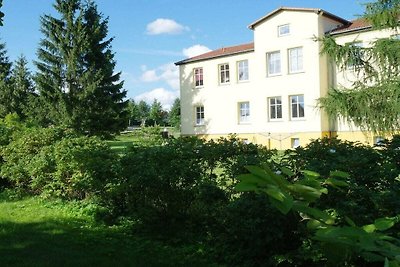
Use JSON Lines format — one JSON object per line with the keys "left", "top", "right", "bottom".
{"left": 194, "top": 67, "right": 203, "bottom": 87}
{"left": 268, "top": 96, "right": 282, "bottom": 120}
{"left": 219, "top": 63, "right": 230, "bottom": 84}
{"left": 237, "top": 60, "right": 249, "bottom": 82}
{"left": 290, "top": 95, "right": 305, "bottom": 119}
{"left": 288, "top": 47, "right": 303, "bottom": 73}
{"left": 278, "top": 24, "right": 290, "bottom": 37}
{"left": 195, "top": 106, "right": 205, "bottom": 126}
{"left": 238, "top": 102, "right": 250, "bottom": 124}
{"left": 267, "top": 51, "right": 281, "bottom": 76}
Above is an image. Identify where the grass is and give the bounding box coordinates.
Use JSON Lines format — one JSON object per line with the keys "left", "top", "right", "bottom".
{"left": 0, "top": 192, "right": 219, "bottom": 267}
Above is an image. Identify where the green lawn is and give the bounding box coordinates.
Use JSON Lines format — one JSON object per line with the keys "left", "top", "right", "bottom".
{"left": 0, "top": 193, "right": 218, "bottom": 267}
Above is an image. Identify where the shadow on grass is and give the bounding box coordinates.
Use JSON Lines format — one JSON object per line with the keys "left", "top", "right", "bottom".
{"left": 0, "top": 219, "right": 214, "bottom": 267}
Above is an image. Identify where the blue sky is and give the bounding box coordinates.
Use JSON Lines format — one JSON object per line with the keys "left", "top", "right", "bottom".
{"left": 2, "top": 0, "right": 367, "bottom": 109}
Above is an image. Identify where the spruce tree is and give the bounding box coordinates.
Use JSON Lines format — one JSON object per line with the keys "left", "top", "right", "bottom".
{"left": 0, "top": 42, "right": 13, "bottom": 117}
{"left": 9, "top": 55, "right": 35, "bottom": 120}
{"left": 318, "top": 0, "right": 400, "bottom": 135}
{"left": 35, "top": 0, "right": 127, "bottom": 137}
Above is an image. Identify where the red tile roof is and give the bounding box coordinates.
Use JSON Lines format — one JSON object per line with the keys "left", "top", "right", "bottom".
{"left": 329, "top": 18, "right": 372, "bottom": 35}
{"left": 175, "top": 43, "right": 254, "bottom": 65}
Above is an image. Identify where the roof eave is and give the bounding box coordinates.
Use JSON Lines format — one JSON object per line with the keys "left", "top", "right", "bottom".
{"left": 175, "top": 49, "right": 254, "bottom": 66}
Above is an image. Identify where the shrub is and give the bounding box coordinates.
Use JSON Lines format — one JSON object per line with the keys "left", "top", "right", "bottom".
{"left": 0, "top": 127, "right": 75, "bottom": 191}
{"left": 28, "top": 136, "right": 118, "bottom": 199}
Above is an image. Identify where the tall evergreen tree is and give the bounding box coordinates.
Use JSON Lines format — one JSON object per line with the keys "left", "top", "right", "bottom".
{"left": 318, "top": 0, "right": 400, "bottom": 134}
{"left": 9, "top": 55, "right": 35, "bottom": 120}
{"left": 35, "top": 0, "right": 127, "bottom": 137}
{"left": 0, "top": 42, "right": 13, "bottom": 117}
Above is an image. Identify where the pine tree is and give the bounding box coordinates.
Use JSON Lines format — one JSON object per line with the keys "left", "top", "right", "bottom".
{"left": 318, "top": 0, "right": 400, "bottom": 134}
{"left": 35, "top": 0, "right": 127, "bottom": 137}
{"left": 9, "top": 55, "right": 35, "bottom": 120}
{"left": 0, "top": 42, "right": 13, "bottom": 117}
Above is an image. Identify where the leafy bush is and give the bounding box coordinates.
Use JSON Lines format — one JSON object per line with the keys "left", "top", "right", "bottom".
{"left": 285, "top": 137, "right": 400, "bottom": 224}
{"left": 0, "top": 127, "right": 75, "bottom": 191}
{"left": 29, "top": 136, "right": 118, "bottom": 199}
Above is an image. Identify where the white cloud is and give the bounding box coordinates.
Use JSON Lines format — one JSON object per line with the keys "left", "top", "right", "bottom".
{"left": 140, "top": 63, "right": 179, "bottom": 90}
{"left": 134, "top": 88, "right": 178, "bottom": 110}
{"left": 182, "top": 44, "right": 211, "bottom": 58}
{"left": 141, "top": 70, "right": 159, "bottom": 82}
{"left": 146, "top": 18, "right": 189, "bottom": 35}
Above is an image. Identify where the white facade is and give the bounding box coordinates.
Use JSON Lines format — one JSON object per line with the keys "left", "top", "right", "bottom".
{"left": 176, "top": 7, "right": 396, "bottom": 149}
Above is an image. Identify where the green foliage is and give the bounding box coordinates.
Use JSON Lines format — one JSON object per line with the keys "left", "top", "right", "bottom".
{"left": 0, "top": 127, "right": 76, "bottom": 191}
{"left": 149, "top": 99, "right": 166, "bottom": 126}
{"left": 236, "top": 162, "right": 400, "bottom": 265}
{"left": 286, "top": 137, "right": 400, "bottom": 224}
{"left": 35, "top": 0, "right": 127, "bottom": 137}
{"left": 168, "top": 97, "right": 181, "bottom": 129}
{"left": 29, "top": 136, "right": 118, "bottom": 199}
{"left": 318, "top": 0, "right": 400, "bottom": 134}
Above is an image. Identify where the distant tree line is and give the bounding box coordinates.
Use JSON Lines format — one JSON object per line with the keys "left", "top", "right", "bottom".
{"left": 127, "top": 98, "right": 180, "bottom": 128}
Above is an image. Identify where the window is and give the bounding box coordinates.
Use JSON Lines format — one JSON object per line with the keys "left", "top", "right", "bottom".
{"left": 291, "top": 138, "right": 300, "bottom": 148}
{"left": 374, "top": 136, "right": 385, "bottom": 145}
{"left": 268, "top": 97, "right": 282, "bottom": 120}
{"left": 195, "top": 106, "right": 204, "bottom": 125}
{"left": 288, "top": 47, "right": 303, "bottom": 73}
{"left": 219, "top": 63, "right": 230, "bottom": 84}
{"left": 290, "top": 95, "right": 305, "bottom": 119}
{"left": 278, "top": 24, "right": 290, "bottom": 37}
{"left": 239, "top": 102, "right": 250, "bottom": 123}
{"left": 267, "top": 51, "right": 281, "bottom": 76}
{"left": 194, "top": 67, "right": 203, "bottom": 87}
{"left": 347, "top": 42, "right": 363, "bottom": 69}
{"left": 237, "top": 60, "right": 249, "bottom": 81}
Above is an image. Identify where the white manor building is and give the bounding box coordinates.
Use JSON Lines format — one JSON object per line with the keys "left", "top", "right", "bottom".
{"left": 175, "top": 7, "right": 398, "bottom": 149}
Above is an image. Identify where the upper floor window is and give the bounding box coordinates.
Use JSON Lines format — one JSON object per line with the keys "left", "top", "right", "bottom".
{"left": 194, "top": 67, "right": 203, "bottom": 87}
{"left": 267, "top": 51, "right": 281, "bottom": 76}
{"left": 347, "top": 42, "right": 363, "bottom": 70}
{"left": 278, "top": 24, "right": 290, "bottom": 37}
{"left": 219, "top": 63, "right": 230, "bottom": 84}
{"left": 195, "top": 106, "right": 205, "bottom": 125}
{"left": 237, "top": 60, "right": 249, "bottom": 81}
{"left": 288, "top": 47, "right": 303, "bottom": 73}
{"left": 290, "top": 95, "right": 305, "bottom": 119}
{"left": 268, "top": 96, "right": 282, "bottom": 120}
{"left": 239, "top": 102, "right": 250, "bottom": 123}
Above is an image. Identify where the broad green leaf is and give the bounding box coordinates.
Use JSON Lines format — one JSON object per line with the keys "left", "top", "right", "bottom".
{"left": 235, "top": 181, "right": 258, "bottom": 192}
{"left": 293, "top": 202, "right": 335, "bottom": 225}
{"left": 268, "top": 191, "right": 293, "bottom": 214}
{"left": 236, "top": 174, "right": 269, "bottom": 187}
{"left": 302, "top": 170, "right": 320, "bottom": 179}
{"left": 307, "top": 219, "right": 325, "bottom": 230}
{"left": 374, "top": 217, "right": 396, "bottom": 231}
{"left": 244, "top": 166, "right": 278, "bottom": 186}
{"left": 325, "top": 177, "right": 349, "bottom": 187}
{"left": 288, "top": 184, "right": 324, "bottom": 202}
{"left": 265, "top": 186, "right": 285, "bottom": 202}
{"left": 280, "top": 166, "right": 295, "bottom": 177}
{"left": 363, "top": 224, "right": 376, "bottom": 233}
{"left": 329, "top": 170, "right": 350, "bottom": 179}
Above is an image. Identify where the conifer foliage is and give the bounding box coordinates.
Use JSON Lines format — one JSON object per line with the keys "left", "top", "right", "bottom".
{"left": 318, "top": 0, "right": 400, "bottom": 134}
{"left": 35, "top": 0, "right": 127, "bottom": 137}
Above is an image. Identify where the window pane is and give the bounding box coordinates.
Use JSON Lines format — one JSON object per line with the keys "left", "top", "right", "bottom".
{"left": 267, "top": 52, "right": 281, "bottom": 75}
{"left": 289, "top": 47, "right": 303, "bottom": 73}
